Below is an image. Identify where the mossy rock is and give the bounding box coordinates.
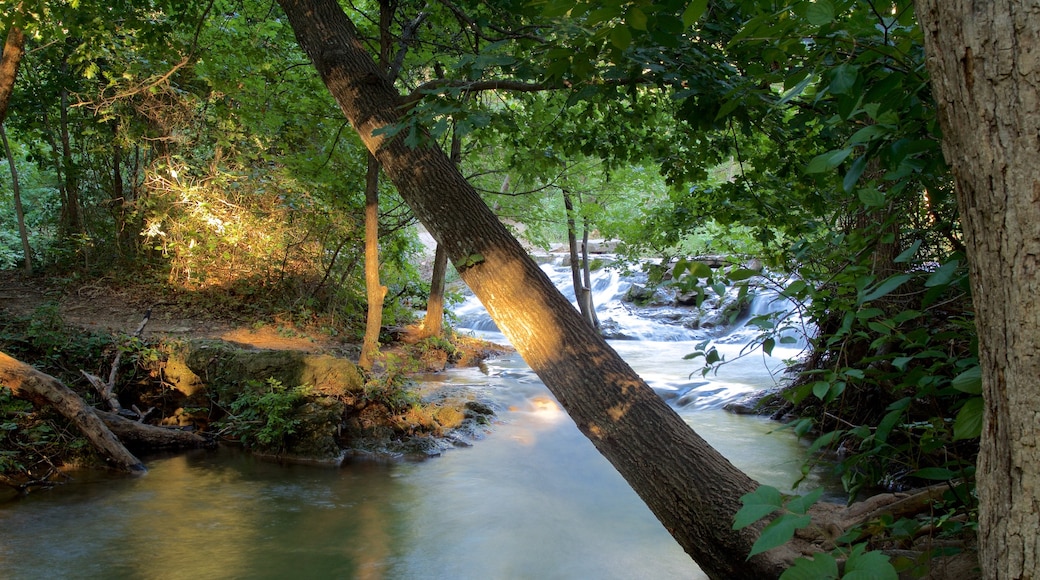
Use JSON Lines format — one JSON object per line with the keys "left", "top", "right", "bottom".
{"left": 169, "top": 340, "right": 364, "bottom": 399}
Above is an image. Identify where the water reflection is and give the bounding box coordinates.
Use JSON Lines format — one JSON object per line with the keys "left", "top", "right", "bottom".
{"left": 0, "top": 343, "right": 824, "bottom": 580}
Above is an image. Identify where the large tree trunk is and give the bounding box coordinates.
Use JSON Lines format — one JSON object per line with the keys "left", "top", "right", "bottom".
{"left": 276, "top": 1, "right": 795, "bottom": 576}
{"left": 0, "top": 351, "right": 145, "bottom": 473}
{"left": 915, "top": 2, "right": 1040, "bottom": 578}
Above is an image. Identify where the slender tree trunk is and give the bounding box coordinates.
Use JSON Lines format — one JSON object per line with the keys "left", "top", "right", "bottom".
{"left": 276, "top": 1, "right": 796, "bottom": 576}
{"left": 580, "top": 214, "right": 599, "bottom": 328}
{"left": 358, "top": 154, "right": 387, "bottom": 371}
{"left": 915, "top": 2, "right": 1040, "bottom": 577}
{"left": 0, "top": 22, "right": 25, "bottom": 125}
{"left": 421, "top": 244, "right": 448, "bottom": 339}
{"left": 58, "top": 83, "right": 84, "bottom": 237}
{"left": 563, "top": 190, "right": 595, "bottom": 325}
{"left": 1, "top": 124, "right": 31, "bottom": 272}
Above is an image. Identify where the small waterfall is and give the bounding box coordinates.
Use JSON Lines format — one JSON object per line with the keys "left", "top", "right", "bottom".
{"left": 456, "top": 254, "right": 808, "bottom": 345}
{"left": 453, "top": 253, "right": 810, "bottom": 410}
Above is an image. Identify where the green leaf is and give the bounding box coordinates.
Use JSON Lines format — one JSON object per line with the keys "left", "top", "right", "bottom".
{"left": 912, "top": 467, "right": 956, "bottom": 480}
{"left": 894, "top": 240, "right": 922, "bottom": 263}
{"left": 785, "top": 488, "right": 823, "bottom": 514}
{"left": 749, "top": 513, "right": 812, "bottom": 558}
{"left": 857, "top": 187, "right": 886, "bottom": 208}
{"left": 953, "top": 396, "right": 984, "bottom": 441}
{"left": 780, "top": 553, "right": 839, "bottom": 580}
{"left": 859, "top": 274, "right": 911, "bottom": 303}
{"left": 952, "top": 366, "right": 982, "bottom": 395}
{"left": 734, "top": 485, "right": 784, "bottom": 529}
{"left": 829, "top": 63, "right": 858, "bottom": 95}
{"left": 806, "top": 148, "right": 852, "bottom": 173}
{"left": 805, "top": 0, "right": 835, "bottom": 25}
{"left": 610, "top": 25, "right": 632, "bottom": 50}
{"left": 682, "top": 0, "right": 710, "bottom": 27}
{"left": 763, "top": 337, "right": 776, "bottom": 356}
{"left": 779, "top": 73, "right": 814, "bottom": 105}
{"left": 689, "top": 261, "right": 713, "bottom": 278}
{"left": 812, "top": 381, "right": 831, "bottom": 400}
{"left": 843, "top": 155, "right": 868, "bottom": 192}
{"left": 925, "top": 259, "right": 961, "bottom": 287}
{"left": 844, "top": 544, "right": 898, "bottom": 580}
{"left": 847, "top": 124, "right": 888, "bottom": 146}
{"left": 627, "top": 6, "right": 648, "bottom": 30}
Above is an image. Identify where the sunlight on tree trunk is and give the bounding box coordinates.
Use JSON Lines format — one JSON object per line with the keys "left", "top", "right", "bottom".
{"left": 0, "top": 22, "right": 25, "bottom": 125}
{"left": 420, "top": 243, "right": 448, "bottom": 339}
{"left": 359, "top": 154, "right": 387, "bottom": 371}
{"left": 276, "top": 1, "right": 801, "bottom": 575}
{"left": 915, "top": 1, "right": 1040, "bottom": 577}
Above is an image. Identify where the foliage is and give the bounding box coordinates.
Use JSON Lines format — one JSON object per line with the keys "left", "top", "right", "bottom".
{"left": 223, "top": 378, "right": 314, "bottom": 453}
{"left": 0, "top": 386, "right": 93, "bottom": 482}
{"left": 735, "top": 485, "right": 898, "bottom": 578}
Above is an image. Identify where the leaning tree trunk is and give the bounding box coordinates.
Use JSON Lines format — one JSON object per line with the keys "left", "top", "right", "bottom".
{"left": 915, "top": 2, "right": 1040, "bottom": 577}
{"left": 276, "top": 1, "right": 797, "bottom": 576}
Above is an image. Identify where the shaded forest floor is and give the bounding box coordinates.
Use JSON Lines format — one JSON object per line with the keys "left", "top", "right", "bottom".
{"left": 0, "top": 270, "right": 346, "bottom": 354}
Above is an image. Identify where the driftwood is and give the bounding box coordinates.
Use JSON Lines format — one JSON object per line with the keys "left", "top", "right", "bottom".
{"left": 0, "top": 351, "right": 145, "bottom": 473}
{"left": 96, "top": 410, "right": 210, "bottom": 450}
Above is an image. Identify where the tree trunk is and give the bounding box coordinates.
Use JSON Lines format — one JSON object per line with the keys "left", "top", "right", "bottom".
{"left": 563, "top": 190, "right": 594, "bottom": 325}
{"left": 358, "top": 154, "right": 387, "bottom": 371}
{"left": 276, "top": 1, "right": 794, "bottom": 576}
{"left": 0, "top": 351, "right": 145, "bottom": 473}
{"left": 1, "top": 124, "right": 31, "bottom": 272}
{"left": 420, "top": 243, "right": 448, "bottom": 339}
{"left": 0, "top": 22, "right": 25, "bottom": 126}
{"left": 580, "top": 214, "right": 599, "bottom": 328}
{"left": 915, "top": 2, "right": 1040, "bottom": 577}
{"left": 58, "top": 84, "right": 84, "bottom": 238}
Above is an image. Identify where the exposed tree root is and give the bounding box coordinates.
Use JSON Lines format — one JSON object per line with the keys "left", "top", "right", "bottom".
{"left": 787, "top": 485, "right": 980, "bottom": 578}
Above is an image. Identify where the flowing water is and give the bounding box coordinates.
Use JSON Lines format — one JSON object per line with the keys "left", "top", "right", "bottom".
{"left": 0, "top": 259, "right": 824, "bottom": 579}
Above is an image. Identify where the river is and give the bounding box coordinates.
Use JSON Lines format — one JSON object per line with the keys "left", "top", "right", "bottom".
{"left": 0, "top": 259, "right": 824, "bottom": 579}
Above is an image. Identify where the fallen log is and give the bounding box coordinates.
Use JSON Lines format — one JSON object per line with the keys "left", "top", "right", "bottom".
{"left": 96, "top": 410, "right": 211, "bottom": 450}
{"left": 0, "top": 351, "right": 145, "bottom": 473}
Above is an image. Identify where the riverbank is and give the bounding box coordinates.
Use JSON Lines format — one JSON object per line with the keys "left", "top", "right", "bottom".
{"left": 0, "top": 270, "right": 510, "bottom": 491}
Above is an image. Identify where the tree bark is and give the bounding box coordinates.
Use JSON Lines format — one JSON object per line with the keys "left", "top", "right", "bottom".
{"left": 0, "top": 351, "right": 145, "bottom": 473}
{"left": 914, "top": 2, "right": 1040, "bottom": 577}
{"left": 563, "top": 190, "right": 593, "bottom": 324}
{"left": 358, "top": 153, "right": 387, "bottom": 371}
{"left": 0, "top": 22, "right": 25, "bottom": 126}
{"left": 420, "top": 243, "right": 448, "bottom": 339}
{"left": 276, "top": 1, "right": 793, "bottom": 576}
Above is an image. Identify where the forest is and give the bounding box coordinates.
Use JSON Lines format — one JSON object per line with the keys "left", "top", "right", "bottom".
{"left": 1, "top": 0, "right": 1038, "bottom": 578}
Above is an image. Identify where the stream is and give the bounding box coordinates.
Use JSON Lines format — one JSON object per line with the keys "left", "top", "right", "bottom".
{"left": 0, "top": 258, "right": 825, "bottom": 579}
